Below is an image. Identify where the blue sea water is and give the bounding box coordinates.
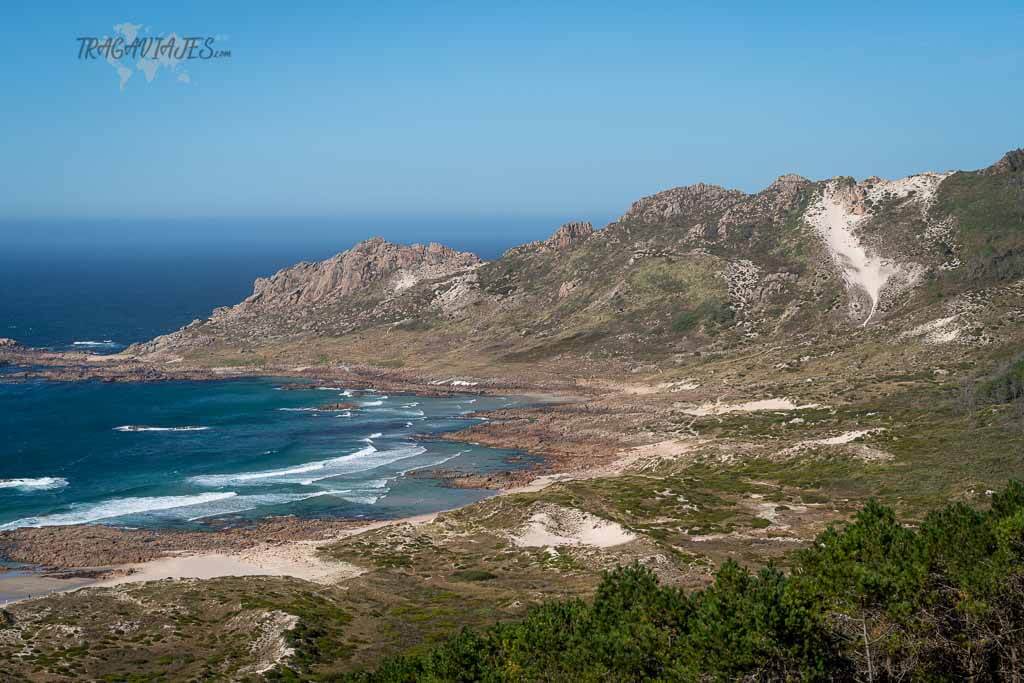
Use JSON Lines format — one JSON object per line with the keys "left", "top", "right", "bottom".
{"left": 0, "top": 377, "right": 533, "bottom": 530}
{"left": 0, "top": 245, "right": 536, "bottom": 531}
{"left": 0, "top": 238, "right": 519, "bottom": 352}
{"left": 0, "top": 245, "right": 335, "bottom": 352}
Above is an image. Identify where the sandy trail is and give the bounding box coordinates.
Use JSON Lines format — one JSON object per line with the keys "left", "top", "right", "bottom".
{"left": 83, "top": 514, "right": 440, "bottom": 592}
{"left": 682, "top": 398, "right": 820, "bottom": 416}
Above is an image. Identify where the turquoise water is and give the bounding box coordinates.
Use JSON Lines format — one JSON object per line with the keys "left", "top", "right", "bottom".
{"left": 0, "top": 377, "right": 532, "bottom": 530}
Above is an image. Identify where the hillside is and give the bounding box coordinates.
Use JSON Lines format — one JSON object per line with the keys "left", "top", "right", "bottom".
{"left": 133, "top": 149, "right": 1024, "bottom": 377}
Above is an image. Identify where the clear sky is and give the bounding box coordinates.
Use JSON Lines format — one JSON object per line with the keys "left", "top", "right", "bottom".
{"left": 1, "top": 1, "right": 1021, "bottom": 249}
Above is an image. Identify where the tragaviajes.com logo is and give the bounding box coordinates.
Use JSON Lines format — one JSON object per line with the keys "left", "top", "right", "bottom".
{"left": 77, "top": 22, "right": 230, "bottom": 90}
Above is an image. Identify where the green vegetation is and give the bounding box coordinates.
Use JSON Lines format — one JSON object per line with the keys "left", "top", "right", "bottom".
{"left": 671, "top": 300, "right": 734, "bottom": 333}
{"left": 345, "top": 484, "right": 1024, "bottom": 681}
{"left": 449, "top": 569, "right": 498, "bottom": 582}
{"left": 976, "top": 352, "right": 1024, "bottom": 406}
{"left": 934, "top": 168, "right": 1024, "bottom": 290}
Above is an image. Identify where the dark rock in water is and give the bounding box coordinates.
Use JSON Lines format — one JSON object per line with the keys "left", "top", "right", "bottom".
{"left": 405, "top": 467, "right": 529, "bottom": 490}
{"left": 319, "top": 402, "right": 358, "bottom": 411}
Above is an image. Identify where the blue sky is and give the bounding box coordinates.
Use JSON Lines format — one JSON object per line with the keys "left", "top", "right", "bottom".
{"left": 0, "top": 1, "right": 1021, "bottom": 248}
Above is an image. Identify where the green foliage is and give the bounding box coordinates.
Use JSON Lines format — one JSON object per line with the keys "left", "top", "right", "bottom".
{"left": 671, "top": 300, "right": 734, "bottom": 334}
{"left": 977, "top": 353, "right": 1024, "bottom": 405}
{"left": 343, "top": 484, "right": 1024, "bottom": 681}
{"left": 934, "top": 168, "right": 1024, "bottom": 289}
{"left": 449, "top": 569, "right": 498, "bottom": 582}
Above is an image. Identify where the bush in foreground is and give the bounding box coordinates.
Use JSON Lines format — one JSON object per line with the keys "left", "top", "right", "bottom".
{"left": 335, "top": 483, "right": 1024, "bottom": 681}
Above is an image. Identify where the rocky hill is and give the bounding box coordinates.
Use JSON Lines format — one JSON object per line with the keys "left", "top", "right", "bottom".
{"left": 133, "top": 149, "right": 1024, "bottom": 370}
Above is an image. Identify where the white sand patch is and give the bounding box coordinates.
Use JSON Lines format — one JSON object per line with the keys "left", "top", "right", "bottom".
{"left": 901, "top": 315, "right": 962, "bottom": 345}
{"left": 864, "top": 172, "right": 950, "bottom": 208}
{"left": 503, "top": 473, "right": 576, "bottom": 494}
{"left": 780, "top": 429, "right": 889, "bottom": 459}
{"left": 805, "top": 173, "right": 950, "bottom": 325}
{"left": 429, "top": 377, "right": 479, "bottom": 387}
{"left": 625, "top": 439, "right": 695, "bottom": 460}
{"left": 240, "top": 610, "right": 299, "bottom": 675}
{"left": 96, "top": 541, "right": 365, "bottom": 588}
{"left": 391, "top": 270, "right": 420, "bottom": 292}
{"left": 682, "top": 398, "right": 820, "bottom": 416}
{"left": 658, "top": 380, "right": 700, "bottom": 392}
{"left": 808, "top": 429, "right": 882, "bottom": 446}
{"left": 806, "top": 182, "right": 897, "bottom": 325}
{"left": 503, "top": 438, "right": 699, "bottom": 497}
{"left": 511, "top": 504, "right": 635, "bottom": 548}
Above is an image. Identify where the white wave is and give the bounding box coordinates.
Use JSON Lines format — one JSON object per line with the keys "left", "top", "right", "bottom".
{"left": 404, "top": 421, "right": 414, "bottom": 427}
{"left": 316, "top": 386, "right": 345, "bottom": 391}
{"left": 72, "top": 340, "right": 122, "bottom": 348}
{"left": 340, "top": 390, "right": 353, "bottom": 397}
{"left": 359, "top": 400, "right": 383, "bottom": 407}
{"left": 397, "top": 450, "right": 465, "bottom": 476}
{"left": 336, "top": 411, "right": 352, "bottom": 418}
{"left": 325, "top": 478, "right": 392, "bottom": 505}
{"left": 0, "top": 477, "right": 69, "bottom": 492}
{"left": 189, "top": 444, "right": 426, "bottom": 487}
{"left": 0, "top": 492, "right": 238, "bottom": 529}
{"left": 367, "top": 432, "right": 383, "bottom": 439}
{"left": 185, "top": 492, "right": 325, "bottom": 521}
{"left": 279, "top": 406, "right": 350, "bottom": 413}
{"left": 401, "top": 402, "right": 421, "bottom": 408}
{"left": 114, "top": 425, "right": 209, "bottom": 432}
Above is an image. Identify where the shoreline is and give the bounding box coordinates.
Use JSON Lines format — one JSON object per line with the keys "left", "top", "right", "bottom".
{"left": 0, "top": 350, "right": 614, "bottom": 604}
{"left": 0, "top": 462, "right": 589, "bottom": 605}
{"left": 0, "top": 344, "right": 584, "bottom": 399}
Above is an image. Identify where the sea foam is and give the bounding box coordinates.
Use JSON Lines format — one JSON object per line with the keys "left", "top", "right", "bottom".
{"left": 189, "top": 444, "right": 426, "bottom": 487}
{"left": 0, "top": 492, "right": 238, "bottom": 529}
{"left": 114, "top": 425, "right": 210, "bottom": 432}
{"left": 72, "top": 340, "right": 122, "bottom": 348}
{"left": 0, "top": 477, "right": 69, "bottom": 492}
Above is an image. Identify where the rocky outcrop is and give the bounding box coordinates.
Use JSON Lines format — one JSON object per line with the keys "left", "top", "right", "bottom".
{"left": 715, "top": 174, "right": 813, "bottom": 238}
{"left": 619, "top": 183, "right": 747, "bottom": 225}
{"left": 982, "top": 148, "right": 1024, "bottom": 175}
{"left": 0, "top": 338, "right": 20, "bottom": 348}
{"left": 218, "top": 237, "right": 480, "bottom": 316}
{"left": 545, "top": 221, "right": 593, "bottom": 250}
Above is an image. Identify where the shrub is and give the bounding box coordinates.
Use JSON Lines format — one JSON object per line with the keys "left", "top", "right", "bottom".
{"left": 339, "top": 483, "right": 1024, "bottom": 681}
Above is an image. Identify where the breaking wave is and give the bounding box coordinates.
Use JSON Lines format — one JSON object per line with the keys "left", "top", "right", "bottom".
{"left": 0, "top": 492, "right": 238, "bottom": 529}
{"left": 0, "top": 477, "right": 69, "bottom": 492}
{"left": 189, "top": 444, "right": 426, "bottom": 487}
{"left": 114, "top": 425, "right": 210, "bottom": 432}
{"left": 72, "top": 340, "right": 122, "bottom": 348}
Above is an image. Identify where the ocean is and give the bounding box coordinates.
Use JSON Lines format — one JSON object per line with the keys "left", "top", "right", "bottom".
{"left": 0, "top": 245, "right": 533, "bottom": 531}
{"left": 0, "top": 245, "right": 333, "bottom": 352}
